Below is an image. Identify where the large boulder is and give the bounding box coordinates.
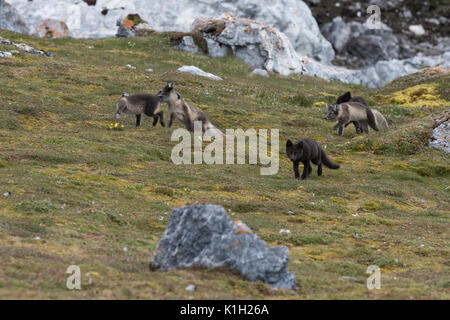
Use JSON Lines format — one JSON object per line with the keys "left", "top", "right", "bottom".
{"left": 0, "top": 0, "right": 29, "bottom": 34}
{"left": 172, "top": 16, "right": 450, "bottom": 88}
{"left": 151, "top": 205, "right": 298, "bottom": 290}
{"left": 9, "top": 0, "right": 334, "bottom": 63}
{"left": 321, "top": 16, "right": 399, "bottom": 67}
{"left": 174, "top": 16, "right": 307, "bottom": 77}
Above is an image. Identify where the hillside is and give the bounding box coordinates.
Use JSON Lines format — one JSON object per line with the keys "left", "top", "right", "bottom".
{"left": 0, "top": 30, "right": 449, "bottom": 299}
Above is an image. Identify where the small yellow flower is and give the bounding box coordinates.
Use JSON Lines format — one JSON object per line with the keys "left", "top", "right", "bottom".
{"left": 114, "top": 123, "right": 119, "bottom": 128}
{"left": 121, "top": 125, "right": 124, "bottom": 128}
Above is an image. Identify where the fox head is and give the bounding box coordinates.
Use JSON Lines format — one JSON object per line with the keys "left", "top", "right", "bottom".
{"left": 336, "top": 91, "right": 352, "bottom": 104}
{"left": 286, "top": 140, "right": 304, "bottom": 162}
{"left": 325, "top": 104, "right": 339, "bottom": 120}
{"left": 157, "top": 82, "right": 176, "bottom": 103}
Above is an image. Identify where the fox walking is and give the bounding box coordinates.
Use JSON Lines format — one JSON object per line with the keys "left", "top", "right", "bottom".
{"left": 115, "top": 93, "right": 165, "bottom": 127}
{"left": 286, "top": 138, "right": 340, "bottom": 180}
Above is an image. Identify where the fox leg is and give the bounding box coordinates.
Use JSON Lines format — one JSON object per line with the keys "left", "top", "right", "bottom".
{"left": 157, "top": 111, "right": 165, "bottom": 127}
{"left": 152, "top": 115, "right": 158, "bottom": 126}
{"left": 293, "top": 161, "right": 300, "bottom": 179}
{"left": 312, "top": 157, "right": 322, "bottom": 176}
{"left": 136, "top": 114, "right": 142, "bottom": 127}
{"left": 168, "top": 113, "right": 175, "bottom": 128}
{"left": 361, "top": 122, "right": 369, "bottom": 133}
{"left": 301, "top": 161, "right": 310, "bottom": 180}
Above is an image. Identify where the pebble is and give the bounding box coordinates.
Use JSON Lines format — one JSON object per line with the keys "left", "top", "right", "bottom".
{"left": 185, "top": 284, "right": 196, "bottom": 292}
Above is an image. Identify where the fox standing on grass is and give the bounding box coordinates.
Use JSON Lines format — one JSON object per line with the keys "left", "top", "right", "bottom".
{"left": 157, "top": 82, "right": 224, "bottom": 136}
{"left": 115, "top": 92, "right": 165, "bottom": 127}
{"left": 325, "top": 101, "right": 379, "bottom": 136}
{"left": 286, "top": 138, "right": 340, "bottom": 180}
{"left": 334, "top": 91, "right": 389, "bottom": 133}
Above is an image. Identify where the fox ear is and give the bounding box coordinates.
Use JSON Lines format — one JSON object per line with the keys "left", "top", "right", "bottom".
{"left": 286, "top": 140, "right": 293, "bottom": 148}
{"left": 167, "top": 82, "right": 174, "bottom": 91}
{"left": 343, "top": 91, "right": 351, "bottom": 100}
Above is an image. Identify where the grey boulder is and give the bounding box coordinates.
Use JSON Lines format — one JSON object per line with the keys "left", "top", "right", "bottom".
{"left": 151, "top": 205, "right": 298, "bottom": 290}
{"left": 0, "top": 0, "right": 29, "bottom": 34}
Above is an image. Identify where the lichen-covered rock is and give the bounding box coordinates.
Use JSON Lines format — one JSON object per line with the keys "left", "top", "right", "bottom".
{"left": 36, "top": 19, "right": 69, "bottom": 38}
{"left": 0, "top": 0, "right": 29, "bottom": 34}
{"left": 151, "top": 205, "right": 298, "bottom": 290}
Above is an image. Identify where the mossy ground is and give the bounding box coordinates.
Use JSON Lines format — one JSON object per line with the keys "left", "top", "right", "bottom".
{"left": 0, "top": 30, "right": 449, "bottom": 299}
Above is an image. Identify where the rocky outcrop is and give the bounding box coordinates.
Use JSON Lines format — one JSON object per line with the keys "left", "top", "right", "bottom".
{"left": 306, "top": 0, "right": 450, "bottom": 68}
{"left": 9, "top": 0, "right": 334, "bottom": 63}
{"left": 173, "top": 16, "right": 450, "bottom": 88}
{"left": 151, "top": 205, "right": 298, "bottom": 290}
{"left": 116, "top": 14, "right": 154, "bottom": 38}
{"left": 173, "top": 17, "right": 307, "bottom": 77}
{"left": 36, "top": 19, "right": 69, "bottom": 38}
{"left": 0, "top": 0, "right": 29, "bottom": 34}
{"left": 321, "top": 16, "right": 399, "bottom": 67}
{"left": 430, "top": 111, "right": 450, "bottom": 154}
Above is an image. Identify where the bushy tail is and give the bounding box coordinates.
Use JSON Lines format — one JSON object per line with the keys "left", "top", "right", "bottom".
{"left": 374, "top": 110, "right": 389, "bottom": 129}
{"left": 321, "top": 149, "right": 340, "bottom": 169}
{"left": 205, "top": 123, "right": 225, "bottom": 137}
{"left": 366, "top": 108, "right": 379, "bottom": 131}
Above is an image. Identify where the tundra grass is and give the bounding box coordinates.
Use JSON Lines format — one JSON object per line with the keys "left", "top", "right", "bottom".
{"left": 0, "top": 30, "right": 449, "bottom": 299}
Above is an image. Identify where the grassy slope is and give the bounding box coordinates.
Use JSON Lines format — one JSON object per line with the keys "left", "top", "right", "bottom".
{"left": 0, "top": 30, "right": 449, "bottom": 299}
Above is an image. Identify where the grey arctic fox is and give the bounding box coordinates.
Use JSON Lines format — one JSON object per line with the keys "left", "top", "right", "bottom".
{"left": 334, "top": 91, "right": 389, "bottom": 133}
{"left": 115, "top": 93, "right": 165, "bottom": 127}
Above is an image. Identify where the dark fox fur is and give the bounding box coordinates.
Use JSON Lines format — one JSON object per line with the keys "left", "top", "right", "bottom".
{"left": 286, "top": 138, "right": 340, "bottom": 180}
{"left": 115, "top": 93, "right": 165, "bottom": 127}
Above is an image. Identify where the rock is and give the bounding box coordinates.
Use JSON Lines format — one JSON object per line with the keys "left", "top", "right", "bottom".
{"left": 0, "top": 37, "right": 54, "bottom": 57}
{"left": 409, "top": 25, "right": 426, "bottom": 36}
{"left": 177, "top": 66, "right": 222, "bottom": 80}
{"left": 175, "top": 16, "right": 306, "bottom": 77}
{"left": 429, "top": 111, "right": 450, "bottom": 154}
{"left": 151, "top": 205, "right": 298, "bottom": 290}
{"left": 83, "top": 0, "right": 97, "bottom": 5}
{"left": 185, "top": 284, "right": 196, "bottom": 292}
{"left": 320, "top": 16, "right": 351, "bottom": 52}
{"left": 134, "top": 23, "right": 154, "bottom": 36}
{"left": 321, "top": 16, "right": 398, "bottom": 67}
{"left": 251, "top": 68, "right": 270, "bottom": 77}
{"left": 0, "top": 0, "right": 29, "bottom": 34}
{"left": 116, "top": 19, "right": 135, "bottom": 38}
{"left": 36, "top": 19, "right": 69, "bottom": 38}
{"left": 0, "top": 51, "right": 12, "bottom": 58}
{"left": 346, "top": 31, "right": 400, "bottom": 67}
{"left": 174, "top": 36, "right": 201, "bottom": 54}
{"left": 9, "top": 0, "right": 334, "bottom": 63}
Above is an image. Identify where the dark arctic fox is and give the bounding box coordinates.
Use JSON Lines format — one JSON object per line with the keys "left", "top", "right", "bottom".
{"left": 115, "top": 93, "right": 165, "bottom": 127}
{"left": 286, "top": 138, "right": 340, "bottom": 180}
